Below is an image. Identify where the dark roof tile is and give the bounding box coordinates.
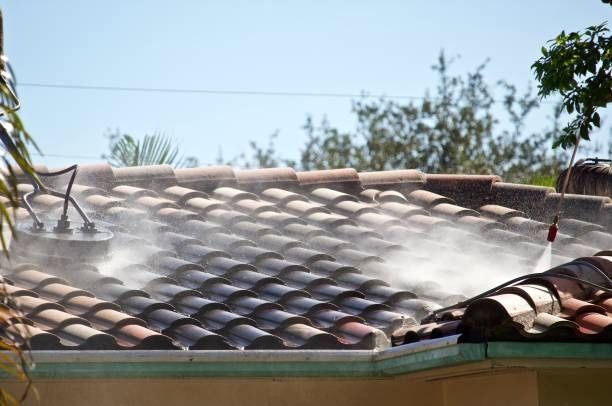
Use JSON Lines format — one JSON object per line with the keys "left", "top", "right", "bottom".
{"left": 205, "top": 209, "right": 252, "bottom": 226}
{"left": 334, "top": 200, "right": 378, "bottom": 217}
{"left": 84, "top": 194, "right": 124, "bottom": 210}
{"left": 232, "top": 199, "right": 280, "bottom": 215}
{"left": 202, "top": 282, "right": 256, "bottom": 303}
{"left": 182, "top": 220, "right": 227, "bottom": 239}
{"left": 304, "top": 211, "right": 355, "bottom": 228}
{"left": 145, "top": 282, "right": 202, "bottom": 303}
{"left": 358, "top": 170, "right": 425, "bottom": 190}
{"left": 14, "top": 295, "right": 64, "bottom": 315}
{"left": 355, "top": 212, "right": 403, "bottom": 229}
{"left": 168, "top": 324, "right": 234, "bottom": 349}
{"left": 61, "top": 295, "right": 120, "bottom": 316}
{"left": 162, "top": 185, "right": 208, "bottom": 203}
{"left": 93, "top": 283, "right": 149, "bottom": 303}
{"left": 28, "top": 308, "right": 89, "bottom": 331}
{"left": 254, "top": 210, "right": 305, "bottom": 227}
{"left": 335, "top": 272, "right": 387, "bottom": 291}
{"left": 229, "top": 245, "right": 283, "bottom": 264}
{"left": 254, "top": 308, "right": 310, "bottom": 330}
{"left": 378, "top": 201, "right": 429, "bottom": 218}
{"left": 296, "top": 168, "right": 361, "bottom": 193}
{"left": 112, "top": 185, "right": 158, "bottom": 199}
{"left": 309, "top": 308, "right": 362, "bottom": 329}
{"left": 479, "top": 204, "right": 524, "bottom": 220}
{"left": 145, "top": 308, "right": 201, "bottom": 333}
{"left": 284, "top": 199, "right": 330, "bottom": 216}
{"left": 235, "top": 168, "right": 298, "bottom": 191}
{"left": 308, "top": 260, "right": 359, "bottom": 278}
{"left": 104, "top": 206, "right": 147, "bottom": 222}
{"left": 282, "top": 222, "right": 330, "bottom": 239}
{"left": 257, "top": 281, "right": 310, "bottom": 303}
{"left": 118, "top": 295, "right": 173, "bottom": 316}
{"left": 311, "top": 188, "right": 358, "bottom": 205}
{"left": 226, "top": 324, "right": 286, "bottom": 349}
{"left": 491, "top": 182, "right": 553, "bottom": 217}
{"left": 334, "top": 321, "right": 390, "bottom": 349}
{"left": 156, "top": 207, "right": 203, "bottom": 224}
{"left": 174, "top": 295, "right": 228, "bottom": 318}
{"left": 10, "top": 268, "right": 67, "bottom": 289}
{"left": 581, "top": 231, "right": 612, "bottom": 250}
{"left": 407, "top": 189, "right": 454, "bottom": 207}
{"left": 229, "top": 270, "right": 283, "bottom": 290}
{"left": 430, "top": 203, "right": 480, "bottom": 218}
{"left": 261, "top": 188, "right": 308, "bottom": 204}
{"left": 424, "top": 174, "right": 501, "bottom": 207}
{"left": 228, "top": 221, "right": 278, "bottom": 239}
{"left": 174, "top": 166, "right": 236, "bottom": 191}
{"left": 113, "top": 165, "right": 176, "bottom": 189}
{"left": 213, "top": 186, "right": 259, "bottom": 202}
{"left": 333, "top": 224, "right": 382, "bottom": 240}
{"left": 205, "top": 257, "right": 257, "bottom": 277}
{"left": 88, "top": 308, "right": 146, "bottom": 331}
{"left": 179, "top": 245, "right": 230, "bottom": 266}
{"left": 5, "top": 323, "right": 61, "bottom": 349}
{"left": 184, "top": 197, "right": 225, "bottom": 214}
{"left": 55, "top": 323, "right": 118, "bottom": 350}
{"left": 114, "top": 324, "right": 177, "bottom": 349}
{"left": 36, "top": 283, "right": 94, "bottom": 302}
{"left": 198, "top": 308, "right": 256, "bottom": 331}
{"left": 157, "top": 232, "right": 203, "bottom": 251}
{"left": 277, "top": 323, "right": 343, "bottom": 349}
{"left": 73, "top": 163, "right": 115, "bottom": 189}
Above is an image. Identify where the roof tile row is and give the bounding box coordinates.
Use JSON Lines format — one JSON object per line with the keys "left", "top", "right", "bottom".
{"left": 2, "top": 164, "right": 611, "bottom": 351}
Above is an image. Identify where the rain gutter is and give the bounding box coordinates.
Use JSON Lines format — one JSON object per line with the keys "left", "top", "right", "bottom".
{"left": 15, "top": 337, "right": 612, "bottom": 379}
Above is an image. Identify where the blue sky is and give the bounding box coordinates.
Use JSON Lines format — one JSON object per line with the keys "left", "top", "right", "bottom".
{"left": 1, "top": 1, "right": 610, "bottom": 168}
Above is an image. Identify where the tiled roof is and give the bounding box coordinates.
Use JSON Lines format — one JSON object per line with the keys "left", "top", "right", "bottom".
{"left": 1, "top": 164, "right": 611, "bottom": 351}
{"left": 557, "top": 160, "right": 612, "bottom": 198}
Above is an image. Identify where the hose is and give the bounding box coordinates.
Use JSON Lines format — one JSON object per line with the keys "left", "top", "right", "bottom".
{"left": 424, "top": 260, "right": 612, "bottom": 323}
{"left": 547, "top": 135, "right": 581, "bottom": 242}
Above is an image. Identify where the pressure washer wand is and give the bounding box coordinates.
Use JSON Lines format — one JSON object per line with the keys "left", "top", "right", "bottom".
{"left": 547, "top": 135, "right": 581, "bottom": 243}
{"left": 547, "top": 215, "right": 559, "bottom": 242}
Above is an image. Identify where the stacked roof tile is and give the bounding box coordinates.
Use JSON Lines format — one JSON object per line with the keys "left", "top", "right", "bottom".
{"left": 1, "top": 164, "right": 610, "bottom": 350}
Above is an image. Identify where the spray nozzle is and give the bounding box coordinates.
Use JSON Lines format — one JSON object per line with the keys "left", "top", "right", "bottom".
{"left": 547, "top": 215, "right": 559, "bottom": 243}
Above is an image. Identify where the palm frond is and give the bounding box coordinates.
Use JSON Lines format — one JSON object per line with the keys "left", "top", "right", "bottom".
{"left": 106, "top": 132, "right": 188, "bottom": 167}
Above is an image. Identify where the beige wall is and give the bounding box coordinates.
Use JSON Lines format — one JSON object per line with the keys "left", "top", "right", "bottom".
{"left": 1, "top": 366, "right": 541, "bottom": 406}
{"left": 538, "top": 368, "right": 612, "bottom": 406}
{"left": 3, "top": 364, "right": 610, "bottom": 406}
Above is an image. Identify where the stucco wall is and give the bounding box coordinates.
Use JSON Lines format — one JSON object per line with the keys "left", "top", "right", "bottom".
{"left": 538, "top": 368, "right": 612, "bottom": 406}
{"left": 2, "top": 369, "right": 538, "bottom": 406}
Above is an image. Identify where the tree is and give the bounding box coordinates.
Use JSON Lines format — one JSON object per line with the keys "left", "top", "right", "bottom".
{"left": 103, "top": 130, "right": 199, "bottom": 168}
{"left": 532, "top": 21, "right": 611, "bottom": 149}
{"left": 0, "top": 9, "right": 39, "bottom": 405}
{"left": 235, "top": 52, "right": 583, "bottom": 184}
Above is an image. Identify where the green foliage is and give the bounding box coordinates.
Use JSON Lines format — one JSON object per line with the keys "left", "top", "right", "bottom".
{"left": 236, "top": 52, "right": 574, "bottom": 183}
{"left": 0, "top": 9, "right": 37, "bottom": 405}
{"left": 523, "top": 173, "right": 557, "bottom": 187}
{"left": 103, "top": 130, "right": 199, "bottom": 168}
{"left": 532, "top": 22, "right": 611, "bottom": 148}
{"left": 0, "top": 73, "right": 40, "bottom": 255}
{"left": 229, "top": 131, "right": 290, "bottom": 168}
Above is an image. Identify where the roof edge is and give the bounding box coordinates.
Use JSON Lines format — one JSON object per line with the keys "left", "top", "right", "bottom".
{"left": 16, "top": 340, "right": 612, "bottom": 379}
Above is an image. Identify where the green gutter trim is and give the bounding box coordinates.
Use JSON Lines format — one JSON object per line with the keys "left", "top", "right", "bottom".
{"left": 487, "top": 341, "right": 612, "bottom": 360}
{"left": 27, "top": 344, "right": 484, "bottom": 379}
{"left": 8, "top": 340, "right": 612, "bottom": 379}
{"left": 376, "top": 343, "right": 484, "bottom": 376}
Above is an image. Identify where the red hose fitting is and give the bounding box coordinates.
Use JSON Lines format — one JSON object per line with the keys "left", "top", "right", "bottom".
{"left": 547, "top": 222, "right": 558, "bottom": 242}
{"left": 547, "top": 214, "right": 560, "bottom": 243}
